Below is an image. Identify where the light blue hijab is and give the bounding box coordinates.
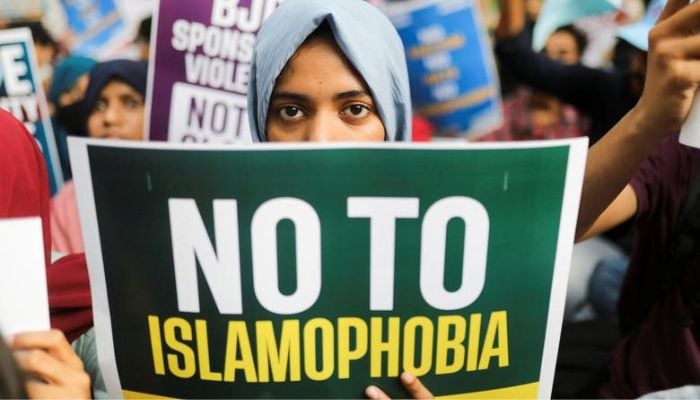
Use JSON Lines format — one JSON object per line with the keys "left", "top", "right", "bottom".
{"left": 248, "top": 0, "right": 412, "bottom": 142}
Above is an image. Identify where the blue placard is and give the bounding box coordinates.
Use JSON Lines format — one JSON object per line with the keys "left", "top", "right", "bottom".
{"left": 533, "top": 0, "right": 619, "bottom": 51}
{"left": 60, "top": 0, "right": 126, "bottom": 57}
{"left": 0, "top": 29, "right": 63, "bottom": 194}
{"left": 388, "top": 0, "right": 502, "bottom": 138}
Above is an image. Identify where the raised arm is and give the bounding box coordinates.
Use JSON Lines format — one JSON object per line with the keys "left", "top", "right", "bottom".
{"left": 494, "top": 0, "right": 614, "bottom": 114}
{"left": 576, "top": 0, "right": 700, "bottom": 240}
{"left": 494, "top": 0, "right": 526, "bottom": 40}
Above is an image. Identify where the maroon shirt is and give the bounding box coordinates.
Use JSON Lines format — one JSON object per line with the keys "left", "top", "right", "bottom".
{"left": 602, "top": 134, "right": 700, "bottom": 398}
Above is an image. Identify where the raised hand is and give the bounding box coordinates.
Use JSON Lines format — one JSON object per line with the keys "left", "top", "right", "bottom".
{"left": 636, "top": 0, "right": 700, "bottom": 134}
{"left": 11, "top": 330, "right": 90, "bottom": 399}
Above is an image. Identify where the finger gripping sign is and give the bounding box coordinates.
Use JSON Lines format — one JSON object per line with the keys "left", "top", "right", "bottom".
{"left": 147, "top": 0, "right": 283, "bottom": 144}
{"left": 69, "top": 139, "right": 587, "bottom": 398}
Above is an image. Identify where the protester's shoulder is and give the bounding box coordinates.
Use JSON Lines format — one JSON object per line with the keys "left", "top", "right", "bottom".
{"left": 0, "top": 109, "right": 33, "bottom": 146}
{"left": 498, "top": 30, "right": 614, "bottom": 81}
{"left": 52, "top": 180, "right": 77, "bottom": 205}
{"left": 0, "top": 109, "right": 45, "bottom": 181}
{"left": 643, "top": 134, "right": 700, "bottom": 173}
{"left": 0, "top": 108, "right": 23, "bottom": 127}
{"left": 630, "top": 134, "right": 700, "bottom": 217}
{"left": 71, "top": 328, "right": 96, "bottom": 357}
{"left": 72, "top": 329, "right": 109, "bottom": 399}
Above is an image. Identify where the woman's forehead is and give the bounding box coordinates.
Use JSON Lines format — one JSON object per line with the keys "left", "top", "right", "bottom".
{"left": 274, "top": 35, "right": 370, "bottom": 94}
{"left": 249, "top": 0, "right": 412, "bottom": 141}
{"left": 99, "top": 79, "right": 142, "bottom": 95}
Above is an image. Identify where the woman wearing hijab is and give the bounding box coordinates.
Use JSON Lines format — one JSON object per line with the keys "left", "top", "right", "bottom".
{"left": 248, "top": 0, "right": 412, "bottom": 144}
{"left": 0, "top": 108, "right": 91, "bottom": 398}
{"left": 248, "top": 1, "right": 434, "bottom": 397}
{"left": 51, "top": 59, "right": 148, "bottom": 255}
{"left": 49, "top": 56, "right": 98, "bottom": 181}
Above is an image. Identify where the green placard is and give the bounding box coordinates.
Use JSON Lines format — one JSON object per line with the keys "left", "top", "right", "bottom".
{"left": 70, "top": 139, "right": 587, "bottom": 398}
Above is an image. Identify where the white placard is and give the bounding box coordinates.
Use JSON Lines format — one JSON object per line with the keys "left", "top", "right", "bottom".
{"left": 680, "top": 96, "right": 700, "bottom": 149}
{"left": 168, "top": 82, "right": 251, "bottom": 144}
{"left": 0, "top": 217, "right": 50, "bottom": 339}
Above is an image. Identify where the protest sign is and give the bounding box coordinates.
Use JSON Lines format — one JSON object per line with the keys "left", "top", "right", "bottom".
{"left": 0, "top": 0, "right": 42, "bottom": 23}
{"left": 146, "top": 0, "right": 283, "bottom": 143}
{"left": 71, "top": 137, "right": 586, "bottom": 398}
{"left": 0, "top": 217, "right": 49, "bottom": 339}
{"left": 57, "top": 0, "right": 153, "bottom": 59}
{"left": 385, "top": 0, "right": 502, "bottom": 139}
{"left": 532, "top": 0, "right": 620, "bottom": 51}
{"left": 0, "top": 28, "right": 63, "bottom": 194}
{"left": 59, "top": 0, "right": 130, "bottom": 58}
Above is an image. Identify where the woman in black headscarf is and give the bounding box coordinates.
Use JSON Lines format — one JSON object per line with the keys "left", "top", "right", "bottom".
{"left": 51, "top": 60, "right": 148, "bottom": 255}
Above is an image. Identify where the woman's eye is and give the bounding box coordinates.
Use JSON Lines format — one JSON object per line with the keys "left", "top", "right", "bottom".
{"left": 278, "top": 106, "right": 305, "bottom": 121}
{"left": 93, "top": 100, "right": 107, "bottom": 112}
{"left": 343, "top": 104, "right": 370, "bottom": 119}
{"left": 125, "top": 97, "right": 143, "bottom": 109}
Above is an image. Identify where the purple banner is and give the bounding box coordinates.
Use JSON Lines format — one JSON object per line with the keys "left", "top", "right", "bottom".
{"left": 146, "top": 0, "right": 283, "bottom": 143}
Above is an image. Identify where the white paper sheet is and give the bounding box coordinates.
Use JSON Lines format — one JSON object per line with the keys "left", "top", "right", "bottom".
{"left": 0, "top": 217, "right": 50, "bottom": 339}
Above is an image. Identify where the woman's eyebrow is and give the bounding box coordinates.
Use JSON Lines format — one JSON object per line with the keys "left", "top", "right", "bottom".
{"left": 334, "top": 90, "right": 371, "bottom": 101}
{"left": 119, "top": 94, "right": 144, "bottom": 102}
{"left": 270, "top": 92, "right": 310, "bottom": 102}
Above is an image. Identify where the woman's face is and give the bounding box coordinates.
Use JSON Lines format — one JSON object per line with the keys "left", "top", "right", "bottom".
{"left": 58, "top": 74, "right": 89, "bottom": 108}
{"left": 545, "top": 31, "right": 580, "bottom": 65}
{"left": 87, "top": 80, "right": 145, "bottom": 141}
{"left": 266, "top": 35, "right": 386, "bottom": 142}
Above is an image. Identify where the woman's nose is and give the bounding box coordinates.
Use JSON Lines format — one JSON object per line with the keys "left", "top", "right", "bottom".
{"left": 306, "top": 112, "right": 335, "bottom": 142}
{"left": 103, "top": 104, "right": 122, "bottom": 125}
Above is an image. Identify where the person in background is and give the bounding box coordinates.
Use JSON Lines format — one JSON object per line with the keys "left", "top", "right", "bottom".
{"left": 498, "top": 0, "right": 542, "bottom": 95}
{"left": 481, "top": 20, "right": 621, "bottom": 325}
{"left": 495, "top": 0, "right": 658, "bottom": 144}
{"left": 48, "top": 55, "right": 98, "bottom": 181}
{"left": 51, "top": 59, "right": 148, "bottom": 254}
{"left": 6, "top": 21, "right": 59, "bottom": 93}
{"left": 0, "top": 108, "right": 93, "bottom": 398}
{"left": 480, "top": 24, "right": 590, "bottom": 141}
{"left": 570, "top": 0, "right": 669, "bottom": 321}
{"left": 497, "top": 0, "right": 666, "bottom": 320}
{"left": 566, "top": 0, "right": 700, "bottom": 395}
{"left": 134, "top": 16, "right": 152, "bottom": 62}
{"left": 545, "top": 25, "right": 587, "bottom": 64}
{"left": 524, "top": 0, "right": 542, "bottom": 25}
